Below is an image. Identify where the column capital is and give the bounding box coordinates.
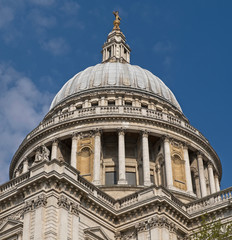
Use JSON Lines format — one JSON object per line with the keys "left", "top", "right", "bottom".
{"left": 141, "top": 130, "right": 149, "bottom": 138}
{"left": 163, "top": 135, "right": 170, "bottom": 143}
{"left": 118, "top": 127, "right": 125, "bottom": 136}
{"left": 52, "top": 138, "right": 59, "bottom": 145}
{"left": 207, "top": 161, "right": 214, "bottom": 169}
{"left": 94, "top": 128, "right": 102, "bottom": 137}
{"left": 182, "top": 142, "right": 190, "bottom": 150}
{"left": 23, "top": 157, "right": 29, "bottom": 163}
{"left": 197, "top": 151, "right": 203, "bottom": 158}
{"left": 72, "top": 132, "right": 79, "bottom": 139}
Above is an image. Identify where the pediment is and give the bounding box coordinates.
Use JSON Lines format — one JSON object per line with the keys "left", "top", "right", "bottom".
{"left": 0, "top": 219, "right": 22, "bottom": 233}
{"left": 84, "top": 226, "right": 111, "bottom": 240}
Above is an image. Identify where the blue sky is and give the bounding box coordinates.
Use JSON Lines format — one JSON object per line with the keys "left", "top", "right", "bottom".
{"left": 0, "top": 0, "right": 232, "bottom": 189}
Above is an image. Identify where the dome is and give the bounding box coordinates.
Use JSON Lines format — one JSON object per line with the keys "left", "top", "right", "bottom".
{"left": 50, "top": 62, "right": 182, "bottom": 112}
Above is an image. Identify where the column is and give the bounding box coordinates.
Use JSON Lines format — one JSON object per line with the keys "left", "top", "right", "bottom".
{"left": 93, "top": 130, "right": 101, "bottom": 185}
{"left": 197, "top": 153, "right": 207, "bottom": 197}
{"left": 208, "top": 162, "right": 216, "bottom": 194}
{"left": 214, "top": 174, "right": 220, "bottom": 192}
{"left": 156, "top": 164, "right": 162, "bottom": 186}
{"left": 164, "top": 137, "right": 173, "bottom": 189}
{"left": 51, "top": 139, "right": 58, "bottom": 160}
{"left": 22, "top": 157, "right": 29, "bottom": 173}
{"left": 142, "top": 131, "right": 151, "bottom": 186}
{"left": 118, "top": 129, "right": 127, "bottom": 185}
{"left": 183, "top": 145, "right": 193, "bottom": 194}
{"left": 15, "top": 169, "right": 20, "bottom": 177}
{"left": 71, "top": 134, "right": 78, "bottom": 168}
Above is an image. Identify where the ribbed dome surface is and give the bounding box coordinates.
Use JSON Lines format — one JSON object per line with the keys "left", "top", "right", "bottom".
{"left": 50, "top": 62, "right": 182, "bottom": 111}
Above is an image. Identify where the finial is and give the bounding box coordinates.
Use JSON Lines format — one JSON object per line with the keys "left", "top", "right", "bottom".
{"left": 113, "top": 11, "right": 121, "bottom": 30}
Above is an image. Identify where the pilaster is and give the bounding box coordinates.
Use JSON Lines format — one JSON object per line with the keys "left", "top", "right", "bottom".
{"left": 142, "top": 131, "right": 152, "bottom": 186}
{"left": 118, "top": 128, "right": 127, "bottom": 185}
{"left": 163, "top": 136, "right": 173, "bottom": 189}
{"left": 93, "top": 129, "right": 101, "bottom": 185}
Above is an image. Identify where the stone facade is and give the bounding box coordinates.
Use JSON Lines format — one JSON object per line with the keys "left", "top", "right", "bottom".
{"left": 0, "top": 12, "right": 231, "bottom": 240}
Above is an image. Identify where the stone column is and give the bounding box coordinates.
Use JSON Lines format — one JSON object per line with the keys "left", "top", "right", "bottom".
{"left": 197, "top": 153, "right": 207, "bottom": 197}
{"left": 118, "top": 129, "right": 127, "bottom": 185}
{"left": 71, "top": 133, "right": 78, "bottom": 168}
{"left": 15, "top": 169, "right": 20, "bottom": 177}
{"left": 183, "top": 145, "right": 193, "bottom": 194}
{"left": 208, "top": 162, "right": 216, "bottom": 194}
{"left": 51, "top": 139, "right": 59, "bottom": 160}
{"left": 164, "top": 137, "right": 173, "bottom": 189}
{"left": 93, "top": 130, "right": 101, "bottom": 185}
{"left": 215, "top": 174, "right": 220, "bottom": 192}
{"left": 156, "top": 163, "right": 162, "bottom": 186}
{"left": 142, "top": 131, "right": 151, "bottom": 186}
{"left": 22, "top": 157, "right": 29, "bottom": 173}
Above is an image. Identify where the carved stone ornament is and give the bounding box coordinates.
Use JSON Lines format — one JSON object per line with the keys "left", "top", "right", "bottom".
{"left": 23, "top": 194, "right": 47, "bottom": 214}
{"left": 135, "top": 220, "right": 149, "bottom": 233}
{"left": 35, "top": 145, "right": 50, "bottom": 162}
{"left": 57, "top": 195, "right": 79, "bottom": 215}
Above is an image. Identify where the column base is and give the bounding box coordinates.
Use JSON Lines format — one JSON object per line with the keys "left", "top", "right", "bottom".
{"left": 117, "top": 179, "right": 128, "bottom": 185}
{"left": 187, "top": 191, "right": 196, "bottom": 197}
{"left": 92, "top": 180, "right": 101, "bottom": 186}
{"left": 144, "top": 181, "right": 152, "bottom": 187}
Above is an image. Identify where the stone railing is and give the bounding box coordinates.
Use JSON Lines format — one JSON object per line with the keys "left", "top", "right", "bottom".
{"left": 26, "top": 106, "right": 208, "bottom": 143}
{"left": 0, "top": 172, "right": 30, "bottom": 195}
{"left": 186, "top": 187, "right": 232, "bottom": 214}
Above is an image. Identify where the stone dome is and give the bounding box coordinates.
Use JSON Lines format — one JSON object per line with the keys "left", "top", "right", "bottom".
{"left": 50, "top": 62, "right": 182, "bottom": 112}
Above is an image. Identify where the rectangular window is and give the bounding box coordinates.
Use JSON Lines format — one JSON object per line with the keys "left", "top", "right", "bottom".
{"left": 105, "top": 171, "right": 117, "bottom": 186}
{"left": 150, "top": 175, "right": 154, "bottom": 184}
{"left": 126, "top": 172, "right": 136, "bottom": 186}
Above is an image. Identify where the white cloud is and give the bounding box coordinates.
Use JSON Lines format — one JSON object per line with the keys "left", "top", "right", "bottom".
{"left": 41, "top": 37, "right": 69, "bottom": 55}
{"left": 153, "top": 41, "right": 173, "bottom": 53}
{"left": 30, "top": 0, "right": 55, "bottom": 6}
{"left": 0, "top": 63, "right": 52, "bottom": 184}
{"left": 61, "top": 1, "right": 80, "bottom": 15}
{"left": 0, "top": 6, "right": 14, "bottom": 29}
{"left": 29, "top": 9, "right": 57, "bottom": 28}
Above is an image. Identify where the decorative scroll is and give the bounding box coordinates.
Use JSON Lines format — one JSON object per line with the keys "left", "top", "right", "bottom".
{"left": 57, "top": 195, "right": 79, "bottom": 216}
{"left": 23, "top": 194, "right": 47, "bottom": 214}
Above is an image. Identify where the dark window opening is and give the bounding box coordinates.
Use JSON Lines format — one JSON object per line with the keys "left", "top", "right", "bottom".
{"left": 150, "top": 175, "right": 154, "bottom": 184}
{"left": 108, "top": 100, "right": 115, "bottom": 106}
{"left": 141, "top": 103, "right": 148, "bottom": 109}
{"left": 191, "top": 171, "right": 197, "bottom": 194}
{"left": 126, "top": 172, "right": 136, "bottom": 186}
{"left": 108, "top": 48, "right": 111, "bottom": 58}
{"left": 76, "top": 105, "right": 82, "bottom": 109}
{"left": 91, "top": 102, "right": 98, "bottom": 107}
{"left": 105, "top": 171, "right": 117, "bottom": 186}
{"left": 125, "top": 101, "right": 132, "bottom": 106}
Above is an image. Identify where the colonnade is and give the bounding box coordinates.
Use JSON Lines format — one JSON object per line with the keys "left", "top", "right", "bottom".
{"left": 17, "top": 130, "right": 220, "bottom": 198}
{"left": 197, "top": 153, "right": 220, "bottom": 197}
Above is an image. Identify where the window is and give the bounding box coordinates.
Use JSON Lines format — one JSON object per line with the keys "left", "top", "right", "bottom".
{"left": 108, "top": 100, "right": 115, "bottom": 106}
{"left": 141, "top": 103, "right": 148, "bottom": 109}
{"left": 91, "top": 101, "right": 98, "bottom": 107}
{"left": 191, "top": 171, "right": 197, "bottom": 194}
{"left": 108, "top": 48, "right": 111, "bottom": 58}
{"left": 126, "top": 172, "right": 136, "bottom": 186}
{"left": 105, "top": 171, "right": 117, "bottom": 186}
{"left": 150, "top": 175, "right": 154, "bottom": 184}
{"left": 125, "top": 101, "right": 132, "bottom": 106}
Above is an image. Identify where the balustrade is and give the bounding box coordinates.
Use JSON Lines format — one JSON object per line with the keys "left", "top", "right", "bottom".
{"left": 26, "top": 106, "right": 210, "bottom": 147}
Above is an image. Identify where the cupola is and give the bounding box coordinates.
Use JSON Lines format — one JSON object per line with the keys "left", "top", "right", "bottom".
{"left": 102, "top": 11, "right": 131, "bottom": 63}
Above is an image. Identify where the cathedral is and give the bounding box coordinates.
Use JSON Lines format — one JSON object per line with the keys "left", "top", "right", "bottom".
{"left": 0, "top": 12, "right": 232, "bottom": 240}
